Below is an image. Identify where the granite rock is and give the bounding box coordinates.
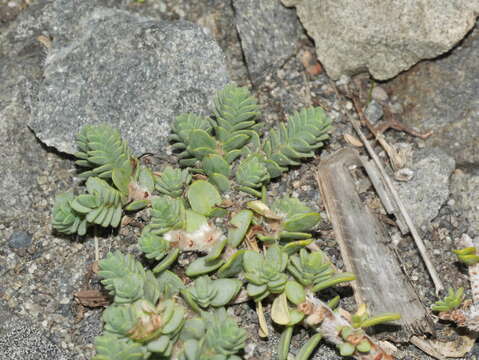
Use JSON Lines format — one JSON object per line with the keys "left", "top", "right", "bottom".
{"left": 282, "top": 0, "right": 479, "bottom": 80}
{"left": 386, "top": 21, "right": 479, "bottom": 165}
{"left": 233, "top": 0, "right": 301, "bottom": 85}
{"left": 396, "top": 148, "right": 455, "bottom": 231}
{"left": 0, "top": 14, "right": 49, "bottom": 225}
{"left": 28, "top": 6, "right": 229, "bottom": 155}
{"left": 450, "top": 170, "right": 479, "bottom": 237}
{"left": 0, "top": 302, "right": 73, "bottom": 360}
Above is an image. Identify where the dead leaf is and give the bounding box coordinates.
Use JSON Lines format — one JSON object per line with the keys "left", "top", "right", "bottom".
{"left": 344, "top": 133, "right": 363, "bottom": 147}
{"left": 411, "top": 332, "right": 477, "bottom": 359}
{"left": 74, "top": 289, "right": 110, "bottom": 308}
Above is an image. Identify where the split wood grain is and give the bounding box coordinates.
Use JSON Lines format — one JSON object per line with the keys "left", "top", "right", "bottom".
{"left": 316, "top": 148, "right": 433, "bottom": 341}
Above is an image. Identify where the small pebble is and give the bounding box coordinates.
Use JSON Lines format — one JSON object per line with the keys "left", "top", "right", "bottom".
{"left": 336, "top": 74, "right": 351, "bottom": 86}
{"left": 364, "top": 100, "right": 383, "bottom": 124}
{"left": 8, "top": 231, "right": 32, "bottom": 249}
{"left": 371, "top": 86, "right": 388, "bottom": 102}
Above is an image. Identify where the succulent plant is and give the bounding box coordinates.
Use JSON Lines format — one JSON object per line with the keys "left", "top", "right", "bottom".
{"left": 102, "top": 299, "right": 185, "bottom": 357}
{"left": 178, "top": 308, "right": 247, "bottom": 360}
{"left": 75, "top": 124, "right": 134, "bottom": 180}
{"left": 52, "top": 193, "right": 88, "bottom": 235}
{"left": 93, "top": 334, "right": 149, "bottom": 360}
{"left": 262, "top": 107, "right": 331, "bottom": 168}
{"left": 181, "top": 275, "right": 242, "bottom": 310}
{"left": 247, "top": 197, "right": 321, "bottom": 242}
{"left": 453, "top": 247, "right": 479, "bottom": 265}
{"left": 98, "top": 251, "right": 160, "bottom": 305}
{"left": 148, "top": 196, "right": 186, "bottom": 235}
{"left": 431, "top": 287, "right": 465, "bottom": 312}
{"left": 287, "top": 248, "right": 356, "bottom": 292}
{"left": 351, "top": 303, "right": 401, "bottom": 329}
{"left": 155, "top": 166, "right": 191, "bottom": 198}
{"left": 243, "top": 245, "right": 289, "bottom": 301}
{"left": 50, "top": 85, "right": 404, "bottom": 360}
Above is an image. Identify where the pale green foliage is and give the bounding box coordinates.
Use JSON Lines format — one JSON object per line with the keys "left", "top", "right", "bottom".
{"left": 170, "top": 84, "right": 331, "bottom": 195}
{"left": 98, "top": 251, "right": 160, "bottom": 305}
{"left": 213, "top": 83, "right": 261, "bottom": 142}
{"left": 181, "top": 275, "right": 242, "bottom": 308}
{"left": 75, "top": 124, "right": 134, "bottom": 179}
{"left": 138, "top": 231, "right": 170, "bottom": 261}
{"left": 101, "top": 299, "right": 186, "bottom": 358}
{"left": 49, "top": 84, "right": 369, "bottom": 360}
{"left": 93, "top": 335, "right": 149, "bottom": 360}
{"left": 52, "top": 193, "right": 88, "bottom": 235}
{"left": 453, "top": 247, "right": 479, "bottom": 265}
{"left": 203, "top": 308, "right": 248, "bottom": 357}
{"left": 179, "top": 308, "right": 247, "bottom": 360}
{"left": 70, "top": 177, "right": 124, "bottom": 228}
{"left": 235, "top": 154, "right": 270, "bottom": 197}
{"left": 431, "top": 287, "right": 464, "bottom": 312}
{"left": 247, "top": 198, "right": 321, "bottom": 242}
{"left": 187, "top": 180, "right": 222, "bottom": 216}
{"left": 287, "top": 248, "right": 356, "bottom": 292}
{"left": 170, "top": 113, "right": 213, "bottom": 165}
{"left": 243, "top": 245, "right": 289, "bottom": 301}
{"left": 272, "top": 197, "right": 321, "bottom": 233}
{"left": 155, "top": 166, "right": 191, "bottom": 198}
{"left": 148, "top": 196, "right": 185, "bottom": 235}
{"left": 351, "top": 303, "right": 400, "bottom": 329}
{"left": 263, "top": 107, "right": 331, "bottom": 167}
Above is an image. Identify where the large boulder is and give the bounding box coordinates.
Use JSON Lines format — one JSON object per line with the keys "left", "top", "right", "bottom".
{"left": 29, "top": 7, "right": 229, "bottom": 155}
{"left": 396, "top": 148, "right": 455, "bottom": 232}
{"left": 233, "top": 0, "right": 301, "bottom": 85}
{"left": 386, "top": 22, "right": 479, "bottom": 165}
{"left": 282, "top": 0, "right": 479, "bottom": 80}
{"left": 451, "top": 170, "right": 479, "bottom": 237}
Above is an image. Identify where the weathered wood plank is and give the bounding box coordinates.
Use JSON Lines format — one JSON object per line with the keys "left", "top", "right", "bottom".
{"left": 317, "top": 148, "right": 433, "bottom": 340}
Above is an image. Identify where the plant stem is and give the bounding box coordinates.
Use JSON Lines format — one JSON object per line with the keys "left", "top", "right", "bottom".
{"left": 301, "top": 294, "right": 395, "bottom": 360}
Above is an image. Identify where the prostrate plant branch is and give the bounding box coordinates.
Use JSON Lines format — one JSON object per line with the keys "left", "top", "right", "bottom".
{"left": 51, "top": 84, "right": 400, "bottom": 360}
{"left": 302, "top": 295, "right": 394, "bottom": 360}
{"left": 431, "top": 234, "right": 479, "bottom": 331}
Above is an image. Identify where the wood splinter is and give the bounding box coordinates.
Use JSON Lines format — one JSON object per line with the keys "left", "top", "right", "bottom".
{"left": 316, "top": 148, "right": 434, "bottom": 342}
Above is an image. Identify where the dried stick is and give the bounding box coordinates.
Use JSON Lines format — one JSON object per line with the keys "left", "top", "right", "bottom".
{"left": 348, "top": 115, "right": 444, "bottom": 295}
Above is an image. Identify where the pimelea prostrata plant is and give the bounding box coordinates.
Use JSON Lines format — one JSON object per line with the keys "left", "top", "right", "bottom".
{"left": 52, "top": 84, "right": 400, "bottom": 360}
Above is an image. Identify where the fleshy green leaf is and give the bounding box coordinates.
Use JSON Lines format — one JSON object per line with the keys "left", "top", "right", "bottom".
{"left": 186, "top": 256, "right": 224, "bottom": 277}
{"left": 187, "top": 180, "right": 222, "bottom": 216}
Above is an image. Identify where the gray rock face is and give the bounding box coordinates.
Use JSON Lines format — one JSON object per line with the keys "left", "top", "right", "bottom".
{"left": 396, "top": 148, "right": 455, "bottom": 231}
{"left": 29, "top": 7, "right": 229, "bottom": 155}
{"left": 0, "top": 18, "right": 49, "bottom": 224}
{"left": 282, "top": 0, "right": 479, "bottom": 80}
{"left": 451, "top": 170, "right": 479, "bottom": 236}
{"left": 233, "top": 0, "right": 301, "bottom": 84}
{"left": 386, "top": 22, "right": 479, "bottom": 165}
{"left": 0, "top": 302, "right": 73, "bottom": 360}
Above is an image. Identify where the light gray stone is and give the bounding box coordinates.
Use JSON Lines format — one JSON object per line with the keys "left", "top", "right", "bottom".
{"left": 451, "top": 170, "right": 479, "bottom": 237}
{"left": 0, "top": 27, "right": 49, "bottom": 225}
{"left": 386, "top": 21, "right": 479, "bottom": 165}
{"left": 282, "top": 0, "right": 479, "bottom": 80}
{"left": 0, "top": 302, "right": 73, "bottom": 360}
{"left": 364, "top": 100, "right": 383, "bottom": 124}
{"left": 8, "top": 231, "right": 32, "bottom": 249}
{"left": 233, "top": 0, "right": 301, "bottom": 84}
{"left": 29, "top": 7, "right": 229, "bottom": 155}
{"left": 396, "top": 148, "right": 455, "bottom": 231}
